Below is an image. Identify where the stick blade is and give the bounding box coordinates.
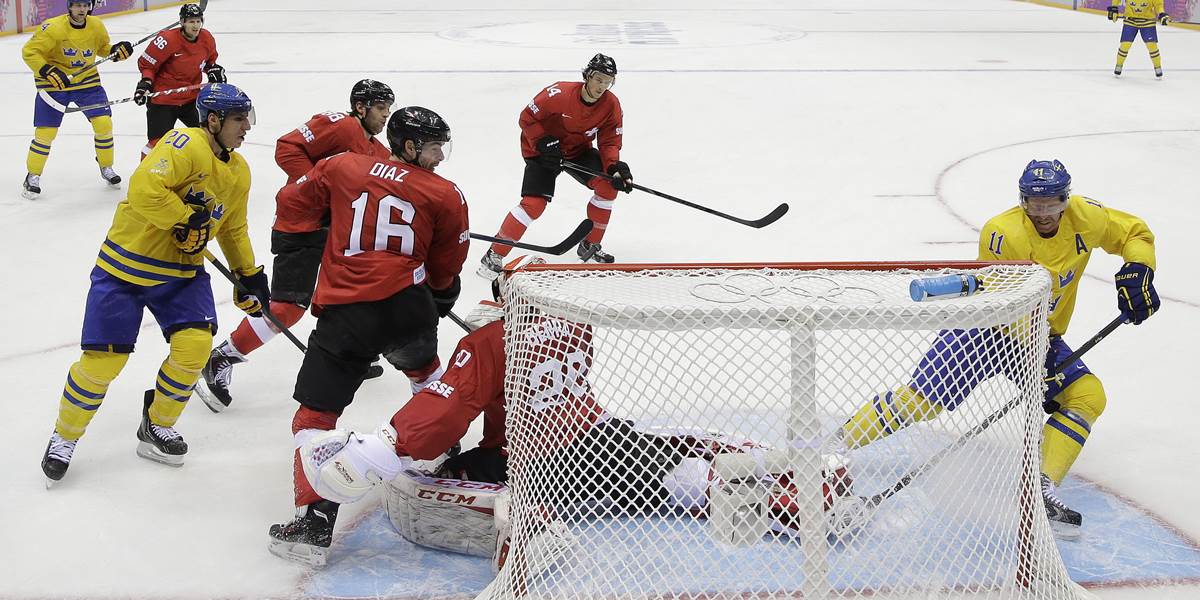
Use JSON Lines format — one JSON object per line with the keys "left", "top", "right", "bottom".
{"left": 544, "top": 219, "right": 594, "bottom": 254}
{"left": 744, "top": 202, "right": 789, "bottom": 228}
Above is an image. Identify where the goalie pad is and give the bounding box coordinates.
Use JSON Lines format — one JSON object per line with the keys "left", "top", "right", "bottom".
{"left": 300, "top": 429, "right": 407, "bottom": 504}
{"left": 384, "top": 468, "right": 508, "bottom": 558}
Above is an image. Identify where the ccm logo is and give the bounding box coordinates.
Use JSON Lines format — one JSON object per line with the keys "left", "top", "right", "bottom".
{"left": 417, "top": 489, "right": 478, "bottom": 505}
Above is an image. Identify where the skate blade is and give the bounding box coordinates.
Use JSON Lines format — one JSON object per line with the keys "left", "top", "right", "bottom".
{"left": 21, "top": 190, "right": 39, "bottom": 201}
{"left": 1049, "top": 521, "right": 1082, "bottom": 541}
{"left": 268, "top": 538, "right": 328, "bottom": 567}
{"left": 193, "top": 381, "right": 228, "bottom": 414}
{"left": 136, "top": 442, "right": 185, "bottom": 467}
{"left": 45, "top": 477, "right": 59, "bottom": 490}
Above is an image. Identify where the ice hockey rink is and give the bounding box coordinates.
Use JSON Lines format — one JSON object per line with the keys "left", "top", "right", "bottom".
{"left": 1, "top": 0, "right": 1198, "bottom": 598}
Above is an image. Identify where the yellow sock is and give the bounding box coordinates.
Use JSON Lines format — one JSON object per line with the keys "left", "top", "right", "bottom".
{"left": 26, "top": 126, "right": 58, "bottom": 175}
{"left": 91, "top": 115, "right": 114, "bottom": 168}
{"left": 148, "top": 327, "right": 212, "bottom": 427}
{"left": 842, "top": 386, "right": 943, "bottom": 449}
{"left": 1116, "top": 41, "right": 1132, "bottom": 68}
{"left": 1146, "top": 42, "right": 1162, "bottom": 69}
{"left": 55, "top": 351, "right": 130, "bottom": 441}
{"left": 1041, "top": 374, "right": 1105, "bottom": 483}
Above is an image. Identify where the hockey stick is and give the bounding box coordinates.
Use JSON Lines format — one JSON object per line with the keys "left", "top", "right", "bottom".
{"left": 68, "top": 0, "right": 209, "bottom": 80}
{"left": 448, "top": 311, "right": 474, "bottom": 334}
{"left": 471, "top": 219, "right": 593, "bottom": 255}
{"left": 65, "top": 84, "right": 203, "bottom": 113}
{"left": 202, "top": 250, "right": 308, "bottom": 353}
{"left": 561, "top": 160, "right": 789, "bottom": 229}
{"left": 859, "top": 315, "right": 1125, "bottom": 512}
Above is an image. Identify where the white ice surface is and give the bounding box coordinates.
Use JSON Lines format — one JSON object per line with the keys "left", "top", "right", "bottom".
{"left": 0, "top": 0, "right": 1197, "bottom": 598}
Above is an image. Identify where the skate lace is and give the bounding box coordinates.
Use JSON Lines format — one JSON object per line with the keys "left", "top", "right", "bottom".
{"left": 1040, "top": 474, "right": 1070, "bottom": 512}
{"left": 209, "top": 346, "right": 245, "bottom": 388}
{"left": 151, "top": 423, "right": 182, "bottom": 442}
{"left": 26, "top": 174, "right": 41, "bottom": 187}
{"left": 47, "top": 434, "right": 77, "bottom": 462}
{"left": 482, "top": 250, "right": 502, "bottom": 270}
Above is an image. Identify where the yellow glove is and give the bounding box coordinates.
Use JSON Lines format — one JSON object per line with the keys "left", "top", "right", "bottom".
{"left": 173, "top": 203, "right": 212, "bottom": 255}
{"left": 233, "top": 266, "right": 271, "bottom": 317}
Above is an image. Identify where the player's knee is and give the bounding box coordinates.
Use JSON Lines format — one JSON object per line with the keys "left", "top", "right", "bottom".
{"left": 1057, "top": 374, "right": 1106, "bottom": 422}
{"left": 34, "top": 126, "right": 59, "bottom": 145}
{"left": 895, "top": 386, "right": 943, "bottom": 423}
{"left": 591, "top": 178, "right": 618, "bottom": 200}
{"left": 89, "top": 115, "right": 113, "bottom": 135}
{"left": 382, "top": 329, "right": 438, "bottom": 371}
{"left": 292, "top": 405, "right": 339, "bottom": 435}
{"left": 518, "top": 195, "right": 548, "bottom": 220}
{"left": 167, "top": 327, "right": 214, "bottom": 372}
{"left": 76, "top": 350, "right": 130, "bottom": 385}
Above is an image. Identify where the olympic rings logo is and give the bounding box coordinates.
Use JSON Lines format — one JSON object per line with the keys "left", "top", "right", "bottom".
{"left": 689, "top": 272, "right": 884, "bottom": 305}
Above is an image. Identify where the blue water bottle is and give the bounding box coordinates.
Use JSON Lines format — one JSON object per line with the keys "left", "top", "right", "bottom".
{"left": 910, "top": 274, "right": 981, "bottom": 302}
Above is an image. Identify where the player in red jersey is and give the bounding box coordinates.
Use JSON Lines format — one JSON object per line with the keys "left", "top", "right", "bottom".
{"left": 266, "top": 106, "right": 469, "bottom": 566}
{"left": 133, "top": 3, "right": 224, "bottom": 160}
{"left": 197, "top": 80, "right": 394, "bottom": 413}
{"left": 477, "top": 53, "right": 633, "bottom": 280}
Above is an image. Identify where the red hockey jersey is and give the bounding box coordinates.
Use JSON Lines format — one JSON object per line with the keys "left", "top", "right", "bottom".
{"left": 519, "top": 81, "right": 623, "bottom": 170}
{"left": 275, "top": 111, "right": 390, "bottom": 184}
{"left": 274, "top": 153, "right": 469, "bottom": 308}
{"left": 136, "top": 28, "right": 217, "bottom": 106}
{"left": 392, "top": 316, "right": 607, "bottom": 461}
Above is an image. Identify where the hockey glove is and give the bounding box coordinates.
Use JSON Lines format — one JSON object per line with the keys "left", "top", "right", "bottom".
{"left": 464, "top": 300, "right": 504, "bottom": 330}
{"left": 205, "top": 63, "right": 227, "bottom": 84}
{"left": 110, "top": 41, "right": 134, "bottom": 62}
{"left": 173, "top": 203, "right": 212, "bottom": 255}
{"left": 535, "top": 136, "right": 562, "bottom": 169}
{"left": 1107, "top": 6, "right": 1119, "bottom": 21}
{"left": 1114, "top": 262, "right": 1160, "bottom": 325}
{"left": 607, "top": 160, "right": 634, "bottom": 193}
{"left": 436, "top": 446, "right": 508, "bottom": 484}
{"left": 38, "top": 64, "right": 70, "bottom": 91}
{"left": 234, "top": 266, "right": 271, "bottom": 317}
{"left": 430, "top": 276, "right": 461, "bottom": 318}
{"left": 133, "top": 78, "right": 153, "bottom": 106}
{"left": 1158, "top": 12, "right": 1171, "bottom": 25}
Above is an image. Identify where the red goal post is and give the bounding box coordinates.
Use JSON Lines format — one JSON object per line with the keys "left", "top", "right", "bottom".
{"left": 482, "top": 260, "right": 1094, "bottom": 600}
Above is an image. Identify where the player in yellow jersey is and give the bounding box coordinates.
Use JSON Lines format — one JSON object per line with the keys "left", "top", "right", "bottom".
{"left": 20, "top": 0, "right": 133, "bottom": 199}
{"left": 40, "top": 83, "right": 271, "bottom": 486}
{"left": 1109, "top": 0, "right": 1170, "bottom": 78}
{"left": 836, "top": 159, "right": 1158, "bottom": 538}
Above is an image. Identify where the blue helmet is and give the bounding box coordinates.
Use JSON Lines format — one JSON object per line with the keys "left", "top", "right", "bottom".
{"left": 1018, "top": 159, "right": 1071, "bottom": 200}
{"left": 196, "top": 83, "right": 254, "bottom": 124}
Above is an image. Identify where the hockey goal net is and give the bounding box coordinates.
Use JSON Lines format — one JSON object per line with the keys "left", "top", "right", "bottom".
{"left": 481, "top": 261, "right": 1092, "bottom": 600}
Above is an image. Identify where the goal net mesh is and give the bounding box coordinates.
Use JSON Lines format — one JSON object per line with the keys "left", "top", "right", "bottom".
{"left": 480, "top": 262, "right": 1089, "bottom": 600}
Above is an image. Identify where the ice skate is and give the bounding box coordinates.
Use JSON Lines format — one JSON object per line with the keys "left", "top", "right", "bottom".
{"left": 1041, "top": 473, "right": 1082, "bottom": 540}
{"left": 1113, "top": 65, "right": 1122, "bottom": 77}
{"left": 1155, "top": 67, "right": 1163, "bottom": 79}
{"left": 99, "top": 165, "right": 121, "bottom": 187}
{"left": 577, "top": 239, "right": 615, "bottom": 264}
{"left": 22, "top": 173, "right": 41, "bottom": 200}
{"left": 136, "top": 390, "right": 188, "bottom": 466}
{"left": 196, "top": 341, "right": 245, "bottom": 413}
{"left": 268, "top": 499, "right": 340, "bottom": 567}
{"left": 41, "top": 432, "right": 77, "bottom": 487}
{"left": 477, "top": 248, "right": 503, "bottom": 281}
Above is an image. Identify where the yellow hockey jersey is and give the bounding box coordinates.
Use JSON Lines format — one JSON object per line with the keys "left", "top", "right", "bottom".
{"left": 978, "top": 195, "right": 1154, "bottom": 336}
{"left": 97, "top": 128, "right": 256, "bottom": 287}
{"left": 22, "top": 14, "right": 112, "bottom": 91}
{"left": 1114, "top": 0, "right": 1165, "bottom": 28}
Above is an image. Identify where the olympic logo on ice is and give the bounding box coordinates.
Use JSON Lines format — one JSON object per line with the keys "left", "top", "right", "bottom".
{"left": 689, "top": 272, "right": 883, "bottom": 305}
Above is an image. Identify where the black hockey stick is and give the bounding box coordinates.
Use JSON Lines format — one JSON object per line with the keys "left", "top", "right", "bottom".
{"left": 65, "top": 84, "right": 203, "bottom": 113}
{"left": 859, "top": 315, "right": 1125, "bottom": 512}
{"left": 202, "top": 250, "right": 308, "bottom": 353}
{"left": 471, "top": 219, "right": 593, "bottom": 255}
{"left": 448, "top": 311, "right": 474, "bottom": 333}
{"left": 68, "top": 0, "right": 209, "bottom": 80}
{"left": 561, "top": 160, "right": 789, "bottom": 229}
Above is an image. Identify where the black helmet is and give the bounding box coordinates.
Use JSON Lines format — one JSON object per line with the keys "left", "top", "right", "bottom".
{"left": 350, "top": 79, "right": 395, "bottom": 112}
{"left": 180, "top": 3, "right": 203, "bottom": 20}
{"left": 582, "top": 53, "right": 618, "bottom": 79}
{"left": 386, "top": 106, "right": 451, "bottom": 159}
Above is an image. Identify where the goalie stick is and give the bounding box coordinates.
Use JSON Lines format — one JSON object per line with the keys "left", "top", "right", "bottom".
{"left": 68, "top": 0, "right": 209, "bottom": 81}
{"left": 561, "top": 160, "right": 789, "bottom": 229}
{"left": 859, "top": 315, "right": 1125, "bottom": 512}
{"left": 202, "top": 250, "right": 308, "bottom": 354}
{"left": 65, "top": 84, "right": 203, "bottom": 114}
{"left": 471, "top": 219, "right": 593, "bottom": 255}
